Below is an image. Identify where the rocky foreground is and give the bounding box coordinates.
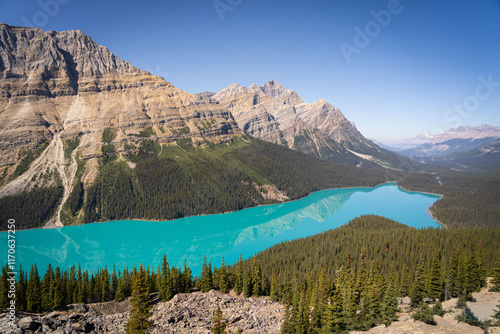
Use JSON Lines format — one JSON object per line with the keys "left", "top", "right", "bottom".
{"left": 2, "top": 284, "right": 499, "bottom": 334}
{"left": 0, "top": 290, "right": 284, "bottom": 334}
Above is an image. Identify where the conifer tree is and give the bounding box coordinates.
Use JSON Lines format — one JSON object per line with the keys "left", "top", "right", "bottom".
{"left": 445, "top": 251, "right": 459, "bottom": 299}
{"left": 160, "top": 254, "right": 173, "bottom": 300}
{"left": 211, "top": 305, "right": 228, "bottom": 334}
{"left": 0, "top": 265, "right": 9, "bottom": 310}
{"left": 281, "top": 304, "right": 293, "bottom": 334}
{"left": 116, "top": 269, "right": 130, "bottom": 301}
{"left": 68, "top": 265, "right": 77, "bottom": 304}
{"left": 270, "top": 274, "right": 278, "bottom": 302}
{"left": 234, "top": 256, "right": 243, "bottom": 296}
{"left": 322, "top": 290, "right": 345, "bottom": 333}
{"left": 399, "top": 264, "right": 409, "bottom": 297}
{"left": 17, "top": 265, "right": 27, "bottom": 311}
{"left": 218, "top": 258, "right": 229, "bottom": 293}
{"left": 251, "top": 259, "right": 262, "bottom": 297}
{"left": 126, "top": 265, "right": 152, "bottom": 334}
{"left": 354, "top": 247, "right": 368, "bottom": 304}
{"left": 111, "top": 265, "right": 118, "bottom": 300}
{"left": 492, "top": 303, "right": 500, "bottom": 326}
{"left": 310, "top": 270, "right": 326, "bottom": 331}
{"left": 183, "top": 259, "right": 192, "bottom": 292}
{"left": 27, "top": 264, "right": 42, "bottom": 313}
{"left": 427, "top": 255, "right": 442, "bottom": 300}
{"left": 490, "top": 257, "right": 500, "bottom": 292}
{"left": 410, "top": 254, "right": 426, "bottom": 307}
{"left": 200, "top": 256, "right": 213, "bottom": 293}
{"left": 100, "top": 267, "right": 111, "bottom": 302}
{"left": 243, "top": 270, "right": 252, "bottom": 298}
{"left": 381, "top": 283, "right": 399, "bottom": 326}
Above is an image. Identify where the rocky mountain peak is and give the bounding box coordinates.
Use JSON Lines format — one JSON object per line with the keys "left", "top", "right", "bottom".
{"left": 0, "top": 24, "right": 241, "bottom": 208}
{"left": 248, "top": 82, "right": 263, "bottom": 94}
{"left": 260, "top": 80, "right": 293, "bottom": 98}
{"left": 0, "top": 24, "right": 143, "bottom": 84}
{"left": 212, "top": 82, "right": 246, "bottom": 101}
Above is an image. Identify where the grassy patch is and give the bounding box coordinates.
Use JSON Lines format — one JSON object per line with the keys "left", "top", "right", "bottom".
{"left": 138, "top": 126, "right": 155, "bottom": 137}
{"left": 11, "top": 141, "right": 49, "bottom": 180}
{"left": 171, "top": 126, "right": 191, "bottom": 135}
{"left": 64, "top": 137, "right": 80, "bottom": 159}
{"left": 176, "top": 138, "right": 193, "bottom": 149}
{"left": 102, "top": 127, "right": 116, "bottom": 143}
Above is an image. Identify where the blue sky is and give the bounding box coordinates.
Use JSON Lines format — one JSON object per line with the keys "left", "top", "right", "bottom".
{"left": 1, "top": 0, "right": 500, "bottom": 142}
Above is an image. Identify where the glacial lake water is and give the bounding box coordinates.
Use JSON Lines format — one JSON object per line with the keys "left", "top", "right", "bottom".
{"left": 1, "top": 183, "right": 441, "bottom": 276}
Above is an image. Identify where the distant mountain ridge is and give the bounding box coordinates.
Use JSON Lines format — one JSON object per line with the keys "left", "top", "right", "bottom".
{"left": 381, "top": 125, "right": 500, "bottom": 170}
{"left": 198, "top": 81, "right": 420, "bottom": 170}
{"left": 386, "top": 125, "right": 500, "bottom": 149}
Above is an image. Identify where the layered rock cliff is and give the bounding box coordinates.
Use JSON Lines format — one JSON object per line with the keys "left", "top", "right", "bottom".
{"left": 0, "top": 24, "right": 242, "bottom": 215}
{"left": 203, "top": 80, "right": 401, "bottom": 169}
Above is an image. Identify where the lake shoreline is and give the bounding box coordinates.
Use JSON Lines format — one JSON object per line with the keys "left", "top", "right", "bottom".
{"left": 4, "top": 180, "right": 443, "bottom": 233}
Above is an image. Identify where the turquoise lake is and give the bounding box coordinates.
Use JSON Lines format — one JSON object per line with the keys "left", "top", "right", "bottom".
{"left": 0, "top": 183, "right": 441, "bottom": 276}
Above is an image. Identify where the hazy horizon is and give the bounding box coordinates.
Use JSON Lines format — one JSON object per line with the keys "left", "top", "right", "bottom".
{"left": 1, "top": 0, "right": 499, "bottom": 142}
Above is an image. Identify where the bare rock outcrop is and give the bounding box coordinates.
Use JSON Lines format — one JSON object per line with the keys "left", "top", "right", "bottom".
{"left": 0, "top": 290, "right": 284, "bottom": 334}
{"left": 0, "top": 23, "right": 240, "bottom": 174}
{"left": 211, "top": 80, "right": 384, "bottom": 167}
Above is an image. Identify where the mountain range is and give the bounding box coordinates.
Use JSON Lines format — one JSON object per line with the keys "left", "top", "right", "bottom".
{"left": 378, "top": 125, "right": 500, "bottom": 170}
{"left": 197, "top": 81, "right": 420, "bottom": 170}
{"left": 0, "top": 24, "right": 423, "bottom": 229}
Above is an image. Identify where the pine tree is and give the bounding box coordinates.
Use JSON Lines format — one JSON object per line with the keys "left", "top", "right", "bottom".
{"left": 126, "top": 265, "right": 152, "bottom": 334}
{"left": 251, "top": 259, "right": 262, "bottom": 297}
{"left": 27, "top": 264, "right": 42, "bottom": 313}
{"left": 243, "top": 270, "right": 252, "bottom": 298}
{"left": 310, "top": 270, "right": 326, "bottom": 331}
{"left": 490, "top": 257, "right": 500, "bottom": 292}
{"left": 399, "top": 264, "right": 409, "bottom": 297}
{"left": 100, "top": 267, "right": 111, "bottom": 302}
{"left": 322, "top": 289, "right": 345, "bottom": 333}
{"left": 218, "top": 258, "right": 229, "bottom": 294}
{"left": 427, "top": 255, "right": 442, "bottom": 300}
{"left": 17, "top": 266, "right": 27, "bottom": 311}
{"left": 116, "top": 269, "right": 130, "bottom": 301}
{"left": 200, "top": 256, "right": 213, "bottom": 293}
{"left": 234, "top": 256, "right": 243, "bottom": 296}
{"left": 445, "top": 251, "right": 459, "bottom": 299}
{"left": 411, "top": 254, "right": 426, "bottom": 307}
{"left": 159, "top": 255, "right": 173, "bottom": 300}
{"left": 492, "top": 303, "right": 500, "bottom": 326}
{"left": 411, "top": 302, "right": 435, "bottom": 325}
{"left": 111, "top": 265, "right": 118, "bottom": 300}
{"left": 381, "top": 283, "right": 399, "bottom": 326}
{"left": 0, "top": 265, "right": 9, "bottom": 310}
{"left": 211, "top": 305, "right": 228, "bottom": 334}
{"left": 270, "top": 274, "right": 278, "bottom": 302}
{"left": 183, "top": 259, "right": 192, "bottom": 292}
{"left": 281, "top": 304, "right": 293, "bottom": 334}
{"left": 354, "top": 247, "right": 368, "bottom": 304}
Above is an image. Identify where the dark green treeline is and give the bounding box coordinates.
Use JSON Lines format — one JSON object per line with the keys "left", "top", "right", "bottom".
{"left": 225, "top": 215, "right": 498, "bottom": 332}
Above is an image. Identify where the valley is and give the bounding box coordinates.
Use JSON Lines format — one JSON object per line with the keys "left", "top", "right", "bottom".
{"left": 0, "top": 22, "right": 499, "bottom": 334}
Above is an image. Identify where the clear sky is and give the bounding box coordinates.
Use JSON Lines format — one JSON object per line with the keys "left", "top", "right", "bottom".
{"left": 1, "top": 0, "right": 500, "bottom": 142}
